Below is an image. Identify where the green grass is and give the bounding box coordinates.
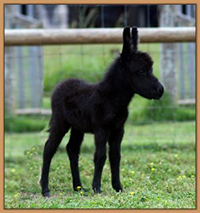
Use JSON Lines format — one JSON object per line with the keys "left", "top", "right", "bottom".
{"left": 5, "top": 121, "right": 196, "bottom": 209}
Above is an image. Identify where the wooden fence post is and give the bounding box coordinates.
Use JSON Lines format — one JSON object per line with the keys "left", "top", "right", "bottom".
{"left": 5, "top": 47, "right": 16, "bottom": 114}
{"left": 4, "top": 5, "right": 19, "bottom": 114}
{"left": 160, "top": 5, "right": 179, "bottom": 104}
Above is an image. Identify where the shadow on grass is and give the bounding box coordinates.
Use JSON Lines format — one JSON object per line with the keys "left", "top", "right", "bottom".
{"left": 57, "top": 142, "right": 195, "bottom": 154}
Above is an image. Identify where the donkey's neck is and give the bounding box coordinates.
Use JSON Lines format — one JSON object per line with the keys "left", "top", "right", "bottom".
{"left": 97, "top": 57, "right": 134, "bottom": 108}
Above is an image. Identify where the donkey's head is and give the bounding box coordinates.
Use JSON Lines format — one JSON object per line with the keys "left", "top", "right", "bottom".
{"left": 121, "top": 27, "right": 164, "bottom": 100}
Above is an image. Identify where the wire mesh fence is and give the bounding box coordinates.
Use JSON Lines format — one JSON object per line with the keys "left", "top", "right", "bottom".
{"left": 4, "top": 4, "right": 196, "bottom": 158}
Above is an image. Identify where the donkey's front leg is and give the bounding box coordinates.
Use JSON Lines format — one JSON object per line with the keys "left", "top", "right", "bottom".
{"left": 108, "top": 127, "right": 124, "bottom": 192}
{"left": 92, "top": 129, "right": 108, "bottom": 193}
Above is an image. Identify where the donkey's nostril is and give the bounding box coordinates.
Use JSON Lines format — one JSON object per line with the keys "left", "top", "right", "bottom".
{"left": 157, "top": 86, "right": 164, "bottom": 96}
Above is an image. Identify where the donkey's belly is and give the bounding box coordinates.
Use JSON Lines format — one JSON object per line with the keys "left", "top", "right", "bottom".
{"left": 71, "top": 122, "right": 94, "bottom": 133}
{"left": 65, "top": 109, "right": 94, "bottom": 133}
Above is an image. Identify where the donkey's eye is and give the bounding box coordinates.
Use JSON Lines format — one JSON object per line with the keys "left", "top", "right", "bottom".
{"left": 139, "top": 70, "right": 145, "bottom": 75}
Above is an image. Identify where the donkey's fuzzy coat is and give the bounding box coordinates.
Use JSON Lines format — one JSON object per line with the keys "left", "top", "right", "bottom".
{"left": 40, "top": 27, "right": 164, "bottom": 197}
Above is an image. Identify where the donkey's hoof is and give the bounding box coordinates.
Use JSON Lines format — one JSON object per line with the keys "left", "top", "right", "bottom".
{"left": 115, "top": 186, "right": 123, "bottom": 193}
{"left": 93, "top": 188, "right": 102, "bottom": 194}
{"left": 115, "top": 188, "right": 123, "bottom": 193}
{"left": 42, "top": 191, "right": 50, "bottom": 197}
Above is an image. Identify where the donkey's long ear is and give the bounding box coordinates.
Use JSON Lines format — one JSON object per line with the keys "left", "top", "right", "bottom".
{"left": 131, "top": 27, "right": 139, "bottom": 51}
{"left": 121, "top": 27, "right": 131, "bottom": 58}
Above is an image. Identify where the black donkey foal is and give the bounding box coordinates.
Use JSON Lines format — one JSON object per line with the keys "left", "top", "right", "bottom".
{"left": 40, "top": 27, "right": 164, "bottom": 197}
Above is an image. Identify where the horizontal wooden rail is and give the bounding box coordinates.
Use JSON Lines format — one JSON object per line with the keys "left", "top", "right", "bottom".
{"left": 15, "top": 108, "right": 51, "bottom": 115}
{"left": 15, "top": 98, "right": 195, "bottom": 115}
{"left": 5, "top": 27, "right": 195, "bottom": 46}
{"left": 178, "top": 99, "right": 195, "bottom": 105}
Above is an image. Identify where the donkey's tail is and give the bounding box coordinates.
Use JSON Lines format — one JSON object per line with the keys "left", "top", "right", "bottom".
{"left": 46, "top": 114, "right": 53, "bottom": 132}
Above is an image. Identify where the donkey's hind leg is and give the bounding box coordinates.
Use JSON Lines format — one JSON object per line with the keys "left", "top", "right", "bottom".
{"left": 66, "top": 128, "right": 84, "bottom": 191}
{"left": 40, "top": 122, "right": 70, "bottom": 197}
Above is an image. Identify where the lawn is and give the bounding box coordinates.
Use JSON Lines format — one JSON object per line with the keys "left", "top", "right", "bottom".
{"left": 5, "top": 121, "right": 196, "bottom": 209}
